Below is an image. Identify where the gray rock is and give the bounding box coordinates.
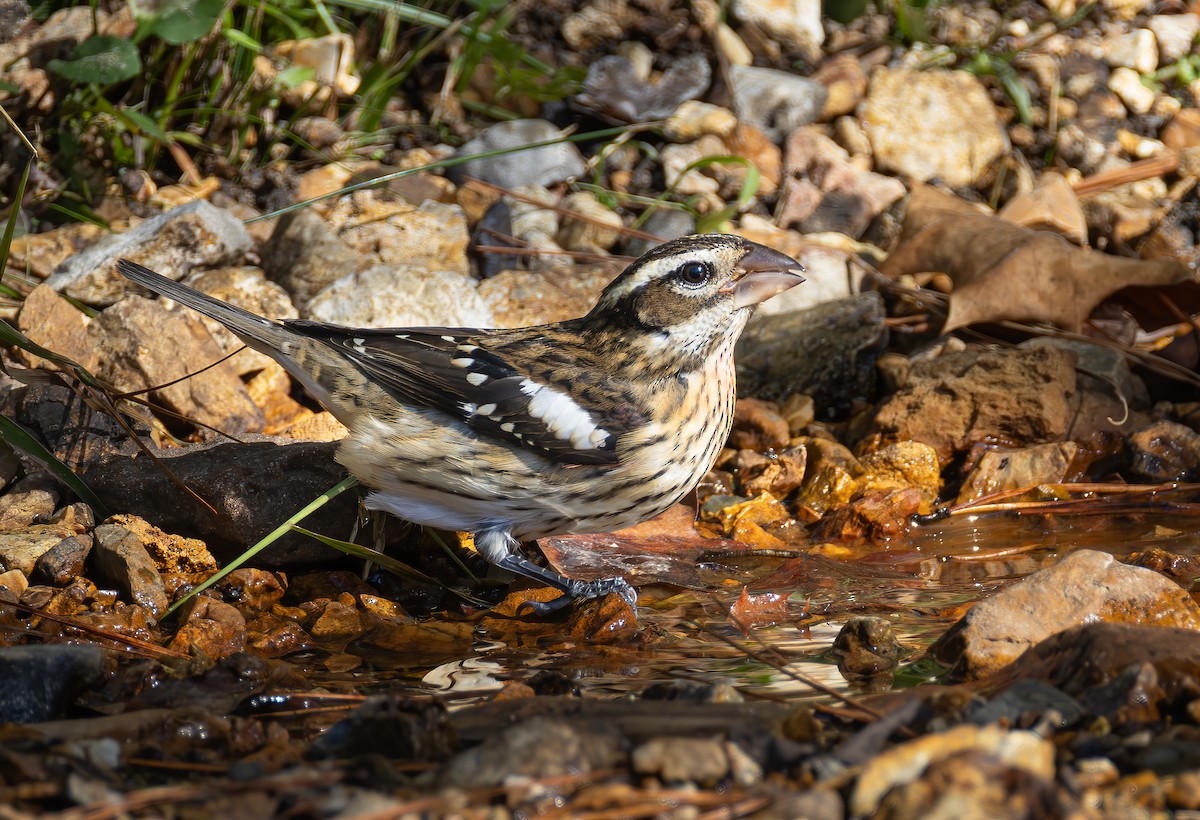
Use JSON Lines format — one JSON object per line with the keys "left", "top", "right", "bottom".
{"left": 441, "top": 716, "right": 625, "bottom": 789}
{"left": 728, "top": 65, "right": 827, "bottom": 141}
{"left": 0, "top": 472, "right": 60, "bottom": 532}
{"left": 46, "top": 200, "right": 252, "bottom": 306}
{"left": 1127, "top": 420, "right": 1200, "bottom": 482}
{"left": 92, "top": 523, "right": 170, "bottom": 616}
{"left": 735, "top": 292, "right": 886, "bottom": 417}
{"left": 260, "top": 208, "right": 367, "bottom": 310}
{"left": 575, "top": 53, "right": 711, "bottom": 122}
{"left": 82, "top": 438, "right": 354, "bottom": 568}
{"left": 305, "top": 265, "right": 493, "bottom": 329}
{"left": 450, "top": 119, "right": 586, "bottom": 189}
{"left": 0, "top": 644, "right": 105, "bottom": 723}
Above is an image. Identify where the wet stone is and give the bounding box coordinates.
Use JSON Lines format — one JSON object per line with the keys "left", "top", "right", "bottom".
{"left": 309, "top": 600, "right": 363, "bottom": 642}
{"left": 31, "top": 534, "right": 91, "bottom": 586}
{"left": 309, "top": 695, "right": 455, "bottom": 761}
{"left": 958, "top": 442, "right": 1079, "bottom": 504}
{"left": 169, "top": 597, "right": 246, "bottom": 659}
{"left": 0, "top": 644, "right": 105, "bottom": 723}
{"left": 1126, "top": 420, "right": 1200, "bottom": 482}
{"left": 92, "top": 522, "right": 170, "bottom": 617}
{"left": 831, "top": 616, "right": 905, "bottom": 685}
{"left": 729, "top": 398, "right": 790, "bottom": 452}
{"left": 931, "top": 550, "right": 1200, "bottom": 680}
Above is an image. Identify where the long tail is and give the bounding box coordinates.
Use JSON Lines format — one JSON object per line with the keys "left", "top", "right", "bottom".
{"left": 117, "top": 260, "right": 298, "bottom": 355}
{"left": 117, "top": 259, "right": 352, "bottom": 421}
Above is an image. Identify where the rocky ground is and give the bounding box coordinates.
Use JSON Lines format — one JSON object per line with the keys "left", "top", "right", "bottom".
{"left": 2, "top": 0, "right": 1200, "bottom": 816}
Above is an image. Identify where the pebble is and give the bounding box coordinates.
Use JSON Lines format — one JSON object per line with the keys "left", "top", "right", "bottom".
{"left": 92, "top": 522, "right": 171, "bottom": 617}
{"left": 731, "top": 0, "right": 823, "bottom": 56}
{"left": 632, "top": 736, "right": 730, "bottom": 785}
{"left": 957, "top": 442, "right": 1079, "bottom": 504}
{"left": 728, "top": 64, "right": 827, "bottom": 140}
{"left": 1103, "top": 28, "right": 1158, "bottom": 75}
{"left": 1126, "top": 420, "right": 1200, "bottom": 482}
{"left": 259, "top": 208, "right": 367, "bottom": 310}
{"left": 1148, "top": 14, "right": 1200, "bottom": 62}
{"left": 663, "top": 100, "right": 738, "bottom": 142}
{"left": 451, "top": 119, "right": 586, "bottom": 189}
{"left": 1108, "top": 67, "right": 1155, "bottom": 115}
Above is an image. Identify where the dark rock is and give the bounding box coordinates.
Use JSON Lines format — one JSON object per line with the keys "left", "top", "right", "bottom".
{"left": 308, "top": 695, "right": 456, "bottom": 761}
{"left": 31, "top": 533, "right": 91, "bottom": 585}
{"left": 0, "top": 0, "right": 31, "bottom": 43}
{"left": 0, "top": 644, "right": 105, "bottom": 722}
{"left": 831, "top": 616, "right": 904, "bottom": 685}
{"left": 83, "top": 438, "right": 354, "bottom": 567}
{"left": 932, "top": 551, "right": 1200, "bottom": 680}
{"left": 1127, "top": 420, "right": 1200, "bottom": 482}
{"left": 967, "top": 679, "right": 1086, "bottom": 728}
{"left": 92, "top": 523, "right": 169, "bottom": 616}
{"left": 14, "top": 383, "right": 141, "bottom": 470}
{"left": 736, "top": 293, "right": 885, "bottom": 417}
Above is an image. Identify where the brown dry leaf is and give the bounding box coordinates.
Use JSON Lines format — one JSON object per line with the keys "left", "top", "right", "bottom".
{"left": 882, "top": 185, "right": 1192, "bottom": 332}
{"left": 729, "top": 587, "right": 789, "bottom": 632}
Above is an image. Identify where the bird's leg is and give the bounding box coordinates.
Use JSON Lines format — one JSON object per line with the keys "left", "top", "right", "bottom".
{"left": 475, "top": 527, "right": 637, "bottom": 613}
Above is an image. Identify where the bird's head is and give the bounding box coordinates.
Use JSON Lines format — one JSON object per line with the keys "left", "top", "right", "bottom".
{"left": 587, "top": 234, "right": 805, "bottom": 360}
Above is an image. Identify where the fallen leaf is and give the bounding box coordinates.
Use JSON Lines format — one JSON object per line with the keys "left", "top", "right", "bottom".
{"left": 729, "top": 587, "right": 789, "bottom": 632}
{"left": 882, "top": 185, "right": 1192, "bottom": 332}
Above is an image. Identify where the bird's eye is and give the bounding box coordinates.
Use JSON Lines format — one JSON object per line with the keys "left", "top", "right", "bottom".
{"left": 677, "top": 261, "right": 711, "bottom": 286}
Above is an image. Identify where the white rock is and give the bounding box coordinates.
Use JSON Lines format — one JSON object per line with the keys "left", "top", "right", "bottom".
{"left": 732, "top": 0, "right": 824, "bottom": 54}
{"left": 304, "top": 266, "right": 493, "bottom": 329}
{"left": 859, "top": 68, "right": 1007, "bottom": 187}
{"left": 1148, "top": 14, "right": 1200, "bottom": 62}
{"left": 1103, "top": 29, "right": 1159, "bottom": 74}
{"left": 714, "top": 22, "right": 753, "bottom": 66}
{"left": 1108, "top": 67, "right": 1156, "bottom": 115}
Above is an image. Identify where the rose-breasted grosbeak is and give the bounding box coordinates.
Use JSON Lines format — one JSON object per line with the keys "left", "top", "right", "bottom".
{"left": 118, "top": 234, "right": 804, "bottom": 609}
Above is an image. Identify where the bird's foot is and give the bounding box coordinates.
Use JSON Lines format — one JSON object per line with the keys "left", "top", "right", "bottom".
{"left": 495, "top": 553, "right": 636, "bottom": 615}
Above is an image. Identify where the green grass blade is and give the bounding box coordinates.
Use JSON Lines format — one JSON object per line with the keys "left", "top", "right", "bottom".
{"left": 165, "top": 475, "right": 360, "bottom": 616}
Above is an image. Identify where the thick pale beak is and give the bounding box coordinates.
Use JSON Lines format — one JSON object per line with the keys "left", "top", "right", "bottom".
{"left": 724, "top": 244, "right": 806, "bottom": 309}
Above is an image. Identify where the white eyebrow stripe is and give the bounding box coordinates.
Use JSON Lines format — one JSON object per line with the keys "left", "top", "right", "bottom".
{"left": 519, "top": 378, "right": 609, "bottom": 450}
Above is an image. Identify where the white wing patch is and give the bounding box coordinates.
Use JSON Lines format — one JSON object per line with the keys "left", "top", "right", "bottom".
{"left": 519, "top": 378, "right": 610, "bottom": 451}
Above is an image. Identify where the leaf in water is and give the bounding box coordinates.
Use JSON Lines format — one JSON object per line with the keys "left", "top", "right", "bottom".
{"left": 729, "top": 587, "right": 789, "bottom": 632}
{"left": 131, "top": 0, "right": 223, "bottom": 44}
{"left": 48, "top": 36, "right": 142, "bottom": 85}
{"left": 882, "top": 185, "right": 1191, "bottom": 332}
